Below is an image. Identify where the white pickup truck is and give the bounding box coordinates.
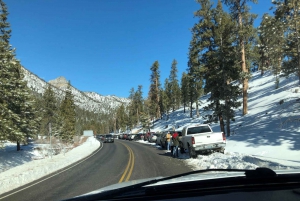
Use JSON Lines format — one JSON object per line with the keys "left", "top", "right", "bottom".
{"left": 179, "top": 124, "right": 226, "bottom": 158}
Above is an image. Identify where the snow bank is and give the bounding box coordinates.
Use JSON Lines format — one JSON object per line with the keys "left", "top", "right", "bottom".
{"left": 0, "top": 137, "right": 100, "bottom": 195}
{"left": 136, "top": 140, "right": 295, "bottom": 171}
{"left": 140, "top": 71, "right": 300, "bottom": 169}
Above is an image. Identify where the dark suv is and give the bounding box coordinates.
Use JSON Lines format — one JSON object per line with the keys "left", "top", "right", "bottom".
{"left": 103, "top": 134, "right": 114, "bottom": 143}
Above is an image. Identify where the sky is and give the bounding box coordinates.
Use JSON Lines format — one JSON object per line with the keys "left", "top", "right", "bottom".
{"left": 5, "top": 0, "right": 273, "bottom": 98}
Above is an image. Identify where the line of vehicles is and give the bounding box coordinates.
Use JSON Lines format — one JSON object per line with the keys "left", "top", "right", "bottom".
{"left": 96, "top": 134, "right": 115, "bottom": 143}
{"left": 102, "top": 124, "right": 226, "bottom": 158}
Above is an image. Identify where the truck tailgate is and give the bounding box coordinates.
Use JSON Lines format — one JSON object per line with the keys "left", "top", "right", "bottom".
{"left": 193, "top": 132, "right": 224, "bottom": 145}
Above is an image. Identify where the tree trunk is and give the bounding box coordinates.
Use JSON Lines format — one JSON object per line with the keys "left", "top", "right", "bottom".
{"left": 217, "top": 101, "right": 225, "bottom": 133}
{"left": 156, "top": 78, "right": 160, "bottom": 119}
{"left": 238, "top": 4, "right": 248, "bottom": 115}
{"left": 219, "top": 115, "right": 225, "bottom": 133}
{"left": 294, "top": 2, "right": 300, "bottom": 85}
{"left": 226, "top": 114, "right": 230, "bottom": 137}
{"left": 196, "top": 101, "right": 199, "bottom": 118}
{"left": 225, "top": 79, "right": 230, "bottom": 137}
{"left": 136, "top": 108, "right": 139, "bottom": 124}
{"left": 17, "top": 141, "right": 20, "bottom": 151}
{"left": 190, "top": 101, "right": 193, "bottom": 118}
{"left": 297, "top": 39, "right": 300, "bottom": 85}
{"left": 261, "top": 58, "right": 264, "bottom": 76}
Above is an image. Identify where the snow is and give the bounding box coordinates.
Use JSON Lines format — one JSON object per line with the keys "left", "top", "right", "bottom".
{"left": 0, "top": 137, "right": 100, "bottom": 194}
{"left": 1, "top": 70, "right": 300, "bottom": 195}
{"left": 21, "top": 67, "right": 130, "bottom": 114}
{"left": 136, "top": 70, "right": 300, "bottom": 170}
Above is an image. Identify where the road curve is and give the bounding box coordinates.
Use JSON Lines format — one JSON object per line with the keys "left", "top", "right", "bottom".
{"left": 0, "top": 140, "right": 192, "bottom": 201}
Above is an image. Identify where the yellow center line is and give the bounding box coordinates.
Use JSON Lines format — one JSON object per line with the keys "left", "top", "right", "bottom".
{"left": 118, "top": 142, "right": 135, "bottom": 183}
{"left": 125, "top": 146, "right": 134, "bottom": 182}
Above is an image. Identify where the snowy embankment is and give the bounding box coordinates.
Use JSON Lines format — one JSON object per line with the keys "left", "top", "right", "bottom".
{"left": 139, "top": 71, "right": 300, "bottom": 170}
{"left": 0, "top": 137, "right": 100, "bottom": 195}
{"left": 136, "top": 140, "right": 292, "bottom": 170}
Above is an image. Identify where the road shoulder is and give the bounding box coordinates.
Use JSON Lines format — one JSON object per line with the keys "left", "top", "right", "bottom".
{"left": 0, "top": 137, "right": 100, "bottom": 195}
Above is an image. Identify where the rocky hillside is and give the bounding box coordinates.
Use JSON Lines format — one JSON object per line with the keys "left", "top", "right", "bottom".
{"left": 49, "top": 76, "right": 69, "bottom": 89}
{"left": 21, "top": 67, "right": 130, "bottom": 113}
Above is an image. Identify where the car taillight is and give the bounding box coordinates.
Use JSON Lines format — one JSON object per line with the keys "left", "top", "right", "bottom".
{"left": 222, "top": 132, "right": 226, "bottom": 141}
{"left": 192, "top": 137, "right": 195, "bottom": 144}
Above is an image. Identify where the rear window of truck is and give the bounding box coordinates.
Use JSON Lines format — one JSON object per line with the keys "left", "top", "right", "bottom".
{"left": 187, "top": 126, "right": 211, "bottom": 135}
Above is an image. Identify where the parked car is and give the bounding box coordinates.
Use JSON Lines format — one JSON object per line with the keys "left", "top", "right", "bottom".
{"left": 122, "top": 134, "right": 128, "bottom": 140}
{"left": 150, "top": 133, "right": 158, "bottom": 143}
{"left": 103, "top": 134, "right": 114, "bottom": 143}
{"left": 144, "top": 132, "right": 151, "bottom": 141}
{"left": 156, "top": 132, "right": 165, "bottom": 147}
{"left": 157, "top": 131, "right": 171, "bottom": 149}
{"left": 127, "top": 134, "right": 135, "bottom": 141}
{"left": 97, "top": 134, "right": 105, "bottom": 141}
{"left": 119, "top": 134, "right": 123, "bottom": 139}
{"left": 137, "top": 133, "right": 146, "bottom": 141}
{"left": 133, "top": 134, "right": 140, "bottom": 141}
{"left": 179, "top": 124, "right": 226, "bottom": 158}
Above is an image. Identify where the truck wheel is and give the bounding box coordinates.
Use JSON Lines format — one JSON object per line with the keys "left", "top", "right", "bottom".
{"left": 188, "top": 145, "right": 197, "bottom": 159}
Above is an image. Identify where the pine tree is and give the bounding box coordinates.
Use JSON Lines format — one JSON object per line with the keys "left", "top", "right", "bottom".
{"left": 188, "top": 0, "right": 211, "bottom": 118}
{"left": 148, "top": 61, "right": 161, "bottom": 119}
{"left": 165, "top": 78, "right": 172, "bottom": 115}
{"left": 192, "top": 0, "right": 241, "bottom": 135}
{"left": 0, "top": 0, "right": 39, "bottom": 150}
{"left": 258, "top": 13, "right": 285, "bottom": 88}
{"left": 116, "top": 104, "right": 126, "bottom": 132}
{"left": 169, "top": 59, "right": 181, "bottom": 111}
{"left": 158, "top": 88, "right": 165, "bottom": 118}
{"left": 60, "top": 83, "right": 76, "bottom": 143}
{"left": 159, "top": 78, "right": 171, "bottom": 119}
{"left": 140, "top": 111, "right": 151, "bottom": 132}
{"left": 180, "top": 72, "right": 189, "bottom": 113}
{"left": 207, "top": 0, "right": 241, "bottom": 135}
{"left": 12, "top": 61, "right": 40, "bottom": 150}
{"left": 126, "top": 85, "right": 144, "bottom": 129}
{"left": 128, "top": 87, "right": 137, "bottom": 129}
{"left": 39, "top": 85, "right": 60, "bottom": 137}
{"left": 222, "top": 0, "right": 258, "bottom": 115}
{"left": 272, "top": 0, "right": 300, "bottom": 83}
{"left": 134, "top": 85, "right": 143, "bottom": 124}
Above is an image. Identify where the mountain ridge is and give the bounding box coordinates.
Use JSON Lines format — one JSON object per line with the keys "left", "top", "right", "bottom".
{"left": 21, "top": 66, "right": 130, "bottom": 113}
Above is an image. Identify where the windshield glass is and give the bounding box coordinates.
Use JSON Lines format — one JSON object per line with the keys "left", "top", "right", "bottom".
{"left": 187, "top": 126, "right": 212, "bottom": 135}
{"left": 0, "top": 0, "right": 299, "bottom": 200}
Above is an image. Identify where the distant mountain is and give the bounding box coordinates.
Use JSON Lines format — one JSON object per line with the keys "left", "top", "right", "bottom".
{"left": 49, "top": 76, "right": 69, "bottom": 89}
{"left": 21, "top": 67, "right": 130, "bottom": 113}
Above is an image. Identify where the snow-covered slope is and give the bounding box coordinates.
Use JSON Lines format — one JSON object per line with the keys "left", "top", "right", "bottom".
{"left": 147, "top": 70, "right": 300, "bottom": 168}
{"left": 21, "top": 67, "right": 130, "bottom": 113}
{"left": 0, "top": 137, "right": 99, "bottom": 194}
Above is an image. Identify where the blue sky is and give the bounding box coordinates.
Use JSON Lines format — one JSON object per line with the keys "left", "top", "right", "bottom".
{"left": 6, "top": 0, "right": 273, "bottom": 98}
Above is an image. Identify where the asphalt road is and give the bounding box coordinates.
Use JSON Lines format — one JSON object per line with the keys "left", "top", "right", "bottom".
{"left": 0, "top": 140, "right": 193, "bottom": 201}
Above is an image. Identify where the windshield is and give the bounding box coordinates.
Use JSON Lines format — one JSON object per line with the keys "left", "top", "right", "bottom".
{"left": 0, "top": 0, "right": 299, "bottom": 200}
{"left": 187, "top": 126, "right": 212, "bottom": 135}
